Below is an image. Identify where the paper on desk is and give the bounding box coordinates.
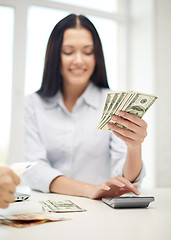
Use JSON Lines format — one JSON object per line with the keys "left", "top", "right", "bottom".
{"left": 40, "top": 200, "right": 87, "bottom": 213}
{"left": 10, "top": 162, "right": 38, "bottom": 176}
{"left": 0, "top": 212, "right": 70, "bottom": 228}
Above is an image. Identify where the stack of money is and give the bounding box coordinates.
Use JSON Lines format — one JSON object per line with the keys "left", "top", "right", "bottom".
{"left": 0, "top": 212, "right": 69, "bottom": 228}
{"left": 97, "top": 91, "right": 158, "bottom": 131}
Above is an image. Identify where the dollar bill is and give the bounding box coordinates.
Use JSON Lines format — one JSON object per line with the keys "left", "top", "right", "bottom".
{"left": 98, "top": 92, "right": 127, "bottom": 129}
{"left": 39, "top": 200, "right": 86, "bottom": 213}
{"left": 0, "top": 219, "right": 47, "bottom": 228}
{"left": 0, "top": 212, "right": 68, "bottom": 221}
{"left": 10, "top": 162, "right": 38, "bottom": 176}
{"left": 100, "top": 92, "right": 113, "bottom": 121}
{"left": 122, "top": 92, "right": 157, "bottom": 118}
{"left": 98, "top": 92, "right": 123, "bottom": 128}
{"left": 0, "top": 212, "right": 69, "bottom": 228}
{"left": 97, "top": 91, "right": 158, "bottom": 131}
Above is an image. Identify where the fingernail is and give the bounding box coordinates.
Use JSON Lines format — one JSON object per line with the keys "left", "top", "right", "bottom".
{"left": 135, "top": 190, "right": 140, "bottom": 195}
{"left": 135, "top": 189, "right": 140, "bottom": 194}
{"left": 120, "top": 183, "right": 125, "bottom": 187}
{"left": 119, "top": 111, "right": 125, "bottom": 116}
{"left": 102, "top": 185, "right": 111, "bottom": 191}
{"left": 111, "top": 115, "right": 118, "bottom": 121}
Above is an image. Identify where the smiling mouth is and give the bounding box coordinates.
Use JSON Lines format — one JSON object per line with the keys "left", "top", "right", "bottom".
{"left": 70, "top": 69, "right": 86, "bottom": 75}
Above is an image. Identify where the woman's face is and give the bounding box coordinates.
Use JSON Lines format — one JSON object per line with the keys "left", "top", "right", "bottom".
{"left": 60, "top": 27, "right": 96, "bottom": 89}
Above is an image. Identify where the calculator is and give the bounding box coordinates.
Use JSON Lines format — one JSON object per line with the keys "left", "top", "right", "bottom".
{"left": 14, "top": 192, "right": 30, "bottom": 202}
{"left": 102, "top": 196, "right": 155, "bottom": 209}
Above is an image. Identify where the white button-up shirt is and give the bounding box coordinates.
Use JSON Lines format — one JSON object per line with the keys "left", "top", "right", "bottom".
{"left": 23, "top": 82, "right": 145, "bottom": 192}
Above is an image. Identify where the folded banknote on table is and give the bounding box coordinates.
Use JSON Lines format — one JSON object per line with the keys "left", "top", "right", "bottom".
{"left": 39, "top": 200, "right": 86, "bottom": 213}
{"left": 0, "top": 212, "right": 69, "bottom": 228}
{"left": 0, "top": 200, "right": 84, "bottom": 227}
{"left": 97, "top": 91, "right": 158, "bottom": 131}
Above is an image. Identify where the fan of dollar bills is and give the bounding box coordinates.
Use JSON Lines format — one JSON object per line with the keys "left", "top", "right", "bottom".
{"left": 97, "top": 91, "right": 158, "bottom": 131}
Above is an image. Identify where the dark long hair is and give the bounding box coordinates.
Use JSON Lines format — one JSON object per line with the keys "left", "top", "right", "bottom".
{"left": 37, "top": 14, "right": 109, "bottom": 97}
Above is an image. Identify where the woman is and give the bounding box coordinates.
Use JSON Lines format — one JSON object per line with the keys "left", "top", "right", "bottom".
{"left": 24, "top": 14, "right": 147, "bottom": 199}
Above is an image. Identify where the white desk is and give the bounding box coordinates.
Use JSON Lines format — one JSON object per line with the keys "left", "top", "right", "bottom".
{"left": 0, "top": 188, "right": 171, "bottom": 240}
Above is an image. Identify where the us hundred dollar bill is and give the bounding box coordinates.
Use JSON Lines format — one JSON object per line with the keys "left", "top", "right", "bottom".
{"left": 39, "top": 200, "right": 86, "bottom": 213}
{"left": 97, "top": 91, "right": 158, "bottom": 131}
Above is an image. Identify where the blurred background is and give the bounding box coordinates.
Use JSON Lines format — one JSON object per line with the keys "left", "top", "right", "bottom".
{"left": 0, "top": 0, "right": 170, "bottom": 188}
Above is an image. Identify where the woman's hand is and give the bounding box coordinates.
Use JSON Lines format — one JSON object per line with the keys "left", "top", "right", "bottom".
{"left": 89, "top": 175, "right": 139, "bottom": 199}
{"left": 0, "top": 167, "right": 20, "bottom": 208}
{"left": 108, "top": 111, "right": 147, "bottom": 149}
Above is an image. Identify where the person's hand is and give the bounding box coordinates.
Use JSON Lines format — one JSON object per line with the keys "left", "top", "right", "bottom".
{"left": 89, "top": 175, "right": 139, "bottom": 199}
{"left": 108, "top": 111, "right": 147, "bottom": 149}
{"left": 0, "top": 167, "right": 20, "bottom": 208}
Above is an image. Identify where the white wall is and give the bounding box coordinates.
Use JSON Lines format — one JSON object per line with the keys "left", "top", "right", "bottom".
{"left": 156, "top": 0, "right": 171, "bottom": 187}
{"left": 127, "top": 0, "right": 157, "bottom": 188}
{"left": 127, "top": 0, "right": 171, "bottom": 188}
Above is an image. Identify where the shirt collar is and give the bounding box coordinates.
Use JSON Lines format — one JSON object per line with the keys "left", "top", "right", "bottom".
{"left": 80, "top": 82, "right": 100, "bottom": 109}
{"left": 41, "top": 92, "right": 61, "bottom": 109}
{"left": 43, "top": 82, "right": 101, "bottom": 110}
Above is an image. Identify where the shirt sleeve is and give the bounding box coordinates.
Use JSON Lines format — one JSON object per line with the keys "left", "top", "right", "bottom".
{"left": 23, "top": 95, "right": 63, "bottom": 193}
{"left": 109, "top": 133, "right": 145, "bottom": 185}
